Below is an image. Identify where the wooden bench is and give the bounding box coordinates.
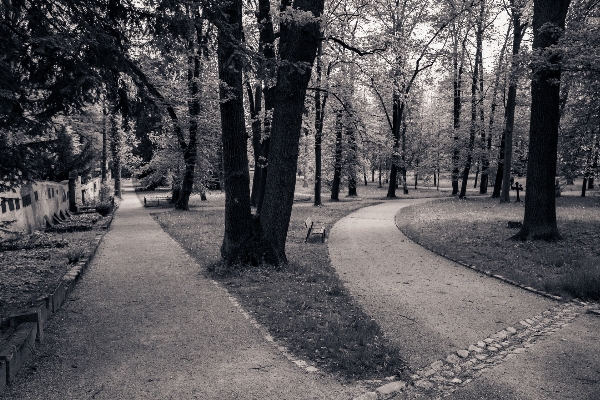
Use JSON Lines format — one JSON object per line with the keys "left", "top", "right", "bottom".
{"left": 143, "top": 195, "right": 172, "bottom": 207}
{"left": 305, "top": 218, "right": 326, "bottom": 243}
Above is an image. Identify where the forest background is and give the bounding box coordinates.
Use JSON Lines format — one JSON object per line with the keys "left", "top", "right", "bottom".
{"left": 1, "top": 0, "right": 598, "bottom": 265}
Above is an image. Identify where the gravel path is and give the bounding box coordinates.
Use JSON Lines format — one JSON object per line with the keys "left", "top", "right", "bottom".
{"left": 1, "top": 181, "right": 364, "bottom": 400}
{"left": 329, "top": 200, "right": 600, "bottom": 399}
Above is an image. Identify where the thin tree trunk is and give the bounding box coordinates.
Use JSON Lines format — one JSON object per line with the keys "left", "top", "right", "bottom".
{"left": 313, "top": 39, "right": 326, "bottom": 207}
{"left": 175, "top": 32, "right": 201, "bottom": 210}
{"left": 460, "top": 2, "right": 484, "bottom": 199}
{"left": 248, "top": 82, "right": 262, "bottom": 207}
{"left": 109, "top": 113, "right": 121, "bottom": 199}
{"left": 387, "top": 93, "right": 402, "bottom": 197}
{"left": 378, "top": 161, "right": 382, "bottom": 188}
{"left": 331, "top": 110, "right": 343, "bottom": 201}
{"left": 501, "top": 3, "right": 527, "bottom": 203}
{"left": 101, "top": 108, "right": 108, "bottom": 183}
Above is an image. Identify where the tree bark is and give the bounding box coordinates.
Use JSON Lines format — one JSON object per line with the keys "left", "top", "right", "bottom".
{"left": 501, "top": 2, "right": 527, "bottom": 203}
{"left": 313, "top": 39, "right": 326, "bottom": 206}
{"left": 101, "top": 107, "right": 108, "bottom": 183}
{"left": 331, "top": 110, "right": 343, "bottom": 201}
{"left": 218, "top": 0, "right": 253, "bottom": 265}
{"left": 248, "top": 82, "right": 263, "bottom": 207}
{"left": 516, "top": 0, "right": 571, "bottom": 241}
{"left": 259, "top": 0, "right": 324, "bottom": 264}
{"left": 109, "top": 113, "right": 122, "bottom": 199}
{"left": 175, "top": 31, "right": 201, "bottom": 210}
{"left": 459, "top": 2, "right": 484, "bottom": 199}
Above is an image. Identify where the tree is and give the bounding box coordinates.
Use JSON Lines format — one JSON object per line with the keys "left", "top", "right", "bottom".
{"left": 259, "top": 0, "right": 325, "bottom": 263}
{"left": 515, "top": 0, "right": 571, "bottom": 240}
{"left": 499, "top": 0, "right": 529, "bottom": 203}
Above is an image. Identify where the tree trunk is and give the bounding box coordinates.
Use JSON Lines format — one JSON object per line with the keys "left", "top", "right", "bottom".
{"left": 101, "top": 108, "right": 108, "bottom": 183}
{"left": 248, "top": 82, "right": 263, "bottom": 207}
{"left": 331, "top": 110, "right": 343, "bottom": 201}
{"left": 378, "top": 161, "right": 382, "bottom": 188}
{"left": 259, "top": 0, "right": 324, "bottom": 263}
{"left": 582, "top": 177, "right": 588, "bottom": 197}
{"left": 346, "top": 118, "right": 358, "bottom": 197}
{"left": 218, "top": 0, "right": 253, "bottom": 265}
{"left": 313, "top": 39, "right": 326, "bottom": 207}
{"left": 452, "top": 40, "right": 463, "bottom": 195}
{"left": 109, "top": 113, "right": 122, "bottom": 199}
{"left": 175, "top": 37, "right": 201, "bottom": 210}
{"left": 459, "top": 2, "right": 484, "bottom": 199}
{"left": 516, "top": 0, "right": 571, "bottom": 241}
{"left": 387, "top": 92, "right": 402, "bottom": 198}
{"left": 501, "top": 3, "right": 527, "bottom": 203}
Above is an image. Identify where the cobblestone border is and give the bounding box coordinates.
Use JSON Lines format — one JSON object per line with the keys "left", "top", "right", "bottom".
{"left": 354, "top": 301, "right": 592, "bottom": 399}
{"left": 0, "top": 206, "right": 117, "bottom": 393}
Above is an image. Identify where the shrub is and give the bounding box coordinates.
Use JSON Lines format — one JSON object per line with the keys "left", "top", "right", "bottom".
{"left": 66, "top": 246, "right": 86, "bottom": 264}
{"left": 95, "top": 202, "right": 113, "bottom": 217}
{"left": 99, "top": 183, "right": 113, "bottom": 202}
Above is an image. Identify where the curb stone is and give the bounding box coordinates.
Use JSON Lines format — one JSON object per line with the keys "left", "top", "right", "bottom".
{"left": 352, "top": 301, "right": 590, "bottom": 399}
{"left": 0, "top": 207, "right": 116, "bottom": 393}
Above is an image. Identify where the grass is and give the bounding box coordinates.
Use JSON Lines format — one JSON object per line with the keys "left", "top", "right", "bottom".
{"left": 153, "top": 191, "right": 413, "bottom": 381}
{"left": 395, "top": 193, "right": 600, "bottom": 301}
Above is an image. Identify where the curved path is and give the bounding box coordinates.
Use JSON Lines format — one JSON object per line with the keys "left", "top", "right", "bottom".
{"left": 329, "top": 200, "right": 600, "bottom": 399}
{"left": 1, "top": 181, "right": 364, "bottom": 400}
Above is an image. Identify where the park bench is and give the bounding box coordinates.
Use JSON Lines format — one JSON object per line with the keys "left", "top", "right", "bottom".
{"left": 143, "top": 195, "right": 172, "bottom": 207}
{"left": 305, "top": 218, "right": 326, "bottom": 243}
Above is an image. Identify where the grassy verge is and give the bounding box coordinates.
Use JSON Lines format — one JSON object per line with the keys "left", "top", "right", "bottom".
{"left": 395, "top": 195, "right": 600, "bottom": 301}
{"left": 154, "top": 198, "right": 411, "bottom": 381}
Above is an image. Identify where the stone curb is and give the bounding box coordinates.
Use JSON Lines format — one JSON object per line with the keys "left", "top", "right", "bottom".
{"left": 352, "top": 301, "right": 590, "bottom": 399}
{"left": 0, "top": 207, "right": 116, "bottom": 393}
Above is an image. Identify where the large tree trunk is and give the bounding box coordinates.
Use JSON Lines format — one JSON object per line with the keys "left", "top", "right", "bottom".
{"left": 254, "top": 0, "right": 277, "bottom": 215}
{"left": 259, "top": 0, "right": 324, "bottom": 264}
{"left": 218, "top": 0, "right": 253, "bottom": 265}
{"left": 516, "top": 0, "right": 571, "bottom": 241}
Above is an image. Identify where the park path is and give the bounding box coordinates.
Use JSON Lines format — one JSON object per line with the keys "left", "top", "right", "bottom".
{"left": 1, "top": 181, "right": 364, "bottom": 400}
{"left": 329, "top": 200, "right": 600, "bottom": 399}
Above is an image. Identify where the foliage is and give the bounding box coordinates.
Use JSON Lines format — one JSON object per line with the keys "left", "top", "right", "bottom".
{"left": 95, "top": 202, "right": 114, "bottom": 217}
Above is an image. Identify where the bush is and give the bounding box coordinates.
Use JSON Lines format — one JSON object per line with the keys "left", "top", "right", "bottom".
{"left": 95, "top": 202, "right": 113, "bottom": 217}
{"left": 99, "top": 183, "right": 113, "bottom": 202}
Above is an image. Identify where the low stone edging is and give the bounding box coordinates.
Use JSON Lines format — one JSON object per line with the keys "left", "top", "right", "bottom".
{"left": 0, "top": 207, "right": 116, "bottom": 393}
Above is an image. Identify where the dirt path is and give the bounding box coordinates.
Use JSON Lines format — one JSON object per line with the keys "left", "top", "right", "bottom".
{"left": 1, "top": 181, "right": 364, "bottom": 400}
{"left": 328, "top": 200, "right": 600, "bottom": 399}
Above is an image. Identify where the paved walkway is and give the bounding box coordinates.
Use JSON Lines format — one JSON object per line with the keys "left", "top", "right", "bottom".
{"left": 1, "top": 181, "right": 364, "bottom": 400}
{"left": 329, "top": 200, "right": 600, "bottom": 399}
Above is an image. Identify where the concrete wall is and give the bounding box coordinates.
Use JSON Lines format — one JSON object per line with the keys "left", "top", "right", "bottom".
{"left": 0, "top": 177, "right": 104, "bottom": 237}
{"left": 1, "top": 181, "right": 69, "bottom": 236}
